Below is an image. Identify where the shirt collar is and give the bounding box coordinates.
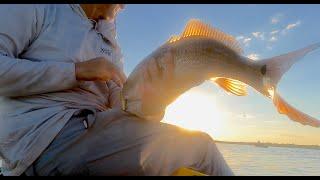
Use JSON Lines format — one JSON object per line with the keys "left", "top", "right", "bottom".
{"left": 69, "top": 4, "right": 88, "bottom": 20}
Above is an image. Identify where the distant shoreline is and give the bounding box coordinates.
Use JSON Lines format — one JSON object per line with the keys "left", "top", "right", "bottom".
{"left": 215, "top": 140, "right": 320, "bottom": 150}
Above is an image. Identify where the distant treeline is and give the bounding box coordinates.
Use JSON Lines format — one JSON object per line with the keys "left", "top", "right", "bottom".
{"left": 215, "top": 140, "right": 320, "bottom": 150}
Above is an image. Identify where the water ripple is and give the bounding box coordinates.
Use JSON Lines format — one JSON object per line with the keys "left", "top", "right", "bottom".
{"left": 216, "top": 143, "right": 320, "bottom": 176}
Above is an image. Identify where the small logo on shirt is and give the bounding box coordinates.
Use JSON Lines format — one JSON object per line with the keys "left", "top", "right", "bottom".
{"left": 0, "top": 52, "right": 8, "bottom": 57}
{"left": 100, "top": 48, "right": 112, "bottom": 56}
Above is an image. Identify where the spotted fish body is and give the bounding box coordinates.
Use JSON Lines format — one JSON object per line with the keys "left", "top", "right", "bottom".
{"left": 121, "top": 19, "right": 320, "bottom": 127}
{"left": 171, "top": 37, "right": 260, "bottom": 87}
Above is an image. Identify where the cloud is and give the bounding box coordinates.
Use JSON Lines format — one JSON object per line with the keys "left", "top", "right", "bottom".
{"left": 252, "top": 32, "right": 260, "bottom": 38}
{"left": 242, "top": 37, "right": 252, "bottom": 46}
{"left": 285, "top": 20, "right": 301, "bottom": 30}
{"left": 281, "top": 20, "right": 301, "bottom": 35}
{"left": 224, "top": 112, "right": 257, "bottom": 121}
{"left": 269, "top": 36, "right": 278, "bottom": 42}
{"left": 270, "top": 30, "right": 279, "bottom": 35}
{"left": 235, "top": 113, "right": 256, "bottom": 119}
{"left": 280, "top": 134, "right": 304, "bottom": 138}
{"left": 267, "top": 46, "right": 273, "bottom": 50}
{"left": 236, "top": 35, "right": 253, "bottom": 46}
{"left": 236, "top": 36, "right": 245, "bottom": 40}
{"left": 247, "top": 53, "right": 260, "bottom": 60}
{"left": 252, "top": 32, "right": 265, "bottom": 40}
{"left": 271, "top": 18, "right": 280, "bottom": 24}
{"left": 270, "top": 13, "right": 283, "bottom": 24}
{"left": 237, "top": 18, "right": 301, "bottom": 47}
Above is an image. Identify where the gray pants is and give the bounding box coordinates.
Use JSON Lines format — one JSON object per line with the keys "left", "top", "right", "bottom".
{"left": 24, "top": 109, "right": 234, "bottom": 176}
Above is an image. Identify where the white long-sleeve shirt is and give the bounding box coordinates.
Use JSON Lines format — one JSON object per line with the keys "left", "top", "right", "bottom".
{"left": 0, "top": 4, "right": 123, "bottom": 176}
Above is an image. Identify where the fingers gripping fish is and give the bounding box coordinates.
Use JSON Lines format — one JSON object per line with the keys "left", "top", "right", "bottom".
{"left": 121, "top": 19, "right": 320, "bottom": 127}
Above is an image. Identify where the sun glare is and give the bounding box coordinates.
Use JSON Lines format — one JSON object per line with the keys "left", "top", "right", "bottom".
{"left": 162, "top": 89, "right": 226, "bottom": 139}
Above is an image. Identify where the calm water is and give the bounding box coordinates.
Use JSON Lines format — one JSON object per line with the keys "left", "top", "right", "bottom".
{"left": 216, "top": 143, "right": 320, "bottom": 176}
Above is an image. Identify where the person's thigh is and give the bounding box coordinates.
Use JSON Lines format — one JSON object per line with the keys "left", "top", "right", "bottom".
{"left": 29, "top": 108, "right": 232, "bottom": 176}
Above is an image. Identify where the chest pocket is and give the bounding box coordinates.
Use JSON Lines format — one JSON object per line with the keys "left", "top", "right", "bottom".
{"left": 78, "top": 31, "right": 116, "bottom": 64}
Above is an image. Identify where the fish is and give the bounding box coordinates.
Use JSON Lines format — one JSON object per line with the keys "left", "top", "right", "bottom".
{"left": 120, "top": 19, "right": 320, "bottom": 127}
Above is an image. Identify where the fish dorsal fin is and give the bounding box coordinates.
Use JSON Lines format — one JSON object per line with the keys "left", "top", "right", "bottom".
{"left": 272, "top": 92, "right": 320, "bottom": 127}
{"left": 168, "top": 19, "right": 243, "bottom": 54}
{"left": 211, "top": 77, "right": 248, "bottom": 96}
{"left": 168, "top": 35, "right": 181, "bottom": 43}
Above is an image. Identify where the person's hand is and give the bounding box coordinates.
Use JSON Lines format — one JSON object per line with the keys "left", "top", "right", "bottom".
{"left": 75, "top": 57, "right": 127, "bottom": 87}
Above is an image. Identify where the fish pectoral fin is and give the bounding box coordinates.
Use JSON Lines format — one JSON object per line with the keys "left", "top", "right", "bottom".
{"left": 211, "top": 77, "right": 248, "bottom": 96}
{"left": 273, "top": 92, "right": 320, "bottom": 127}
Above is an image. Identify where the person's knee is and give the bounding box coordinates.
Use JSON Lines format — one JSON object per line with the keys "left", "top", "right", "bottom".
{"left": 165, "top": 131, "right": 214, "bottom": 173}
{"left": 173, "top": 131, "right": 214, "bottom": 161}
{"left": 194, "top": 131, "right": 213, "bottom": 143}
{"left": 193, "top": 131, "right": 214, "bottom": 153}
{"left": 188, "top": 131, "right": 214, "bottom": 148}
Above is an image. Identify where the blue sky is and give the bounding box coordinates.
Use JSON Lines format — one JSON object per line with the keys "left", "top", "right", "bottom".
{"left": 116, "top": 4, "right": 320, "bottom": 145}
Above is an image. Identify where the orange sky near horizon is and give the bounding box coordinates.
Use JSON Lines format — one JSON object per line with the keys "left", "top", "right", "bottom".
{"left": 162, "top": 84, "right": 320, "bottom": 146}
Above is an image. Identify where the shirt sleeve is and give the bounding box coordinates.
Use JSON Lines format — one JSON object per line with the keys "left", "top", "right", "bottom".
{"left": 0, "top": 5, "right": 78, "bottom": 97}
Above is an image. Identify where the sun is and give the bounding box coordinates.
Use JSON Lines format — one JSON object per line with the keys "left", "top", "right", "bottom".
{"left": 162, "top": 88, "right": 226, "bottom": 139}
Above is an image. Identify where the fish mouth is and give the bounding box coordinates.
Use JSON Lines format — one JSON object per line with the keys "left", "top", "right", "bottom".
{"left": 120, "top": 90, "right": 126, "bottom": 111}
{"left": 120, "top": 90, "right": 141, "bottom": 111}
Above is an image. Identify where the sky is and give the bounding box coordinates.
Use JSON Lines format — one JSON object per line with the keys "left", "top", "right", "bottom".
{"left": 116, "top": 4, "right": 320, "bottom": 145}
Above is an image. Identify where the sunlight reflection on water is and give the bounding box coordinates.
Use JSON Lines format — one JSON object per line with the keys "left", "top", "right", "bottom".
{"left": 216, "top": 143, "right": 320, "bottom": 176}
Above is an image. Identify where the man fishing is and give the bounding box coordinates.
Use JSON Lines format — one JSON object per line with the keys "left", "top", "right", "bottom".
{"left": 0, "top": 4, "right": 234, "bottom": 176}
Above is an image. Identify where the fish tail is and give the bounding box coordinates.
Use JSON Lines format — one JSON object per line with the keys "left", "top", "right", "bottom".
{"left": 259, "top": 43, "right": 320, "bottom": 87}
{"left": 257, "top": 42, "right": 320, "bottom": 127}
